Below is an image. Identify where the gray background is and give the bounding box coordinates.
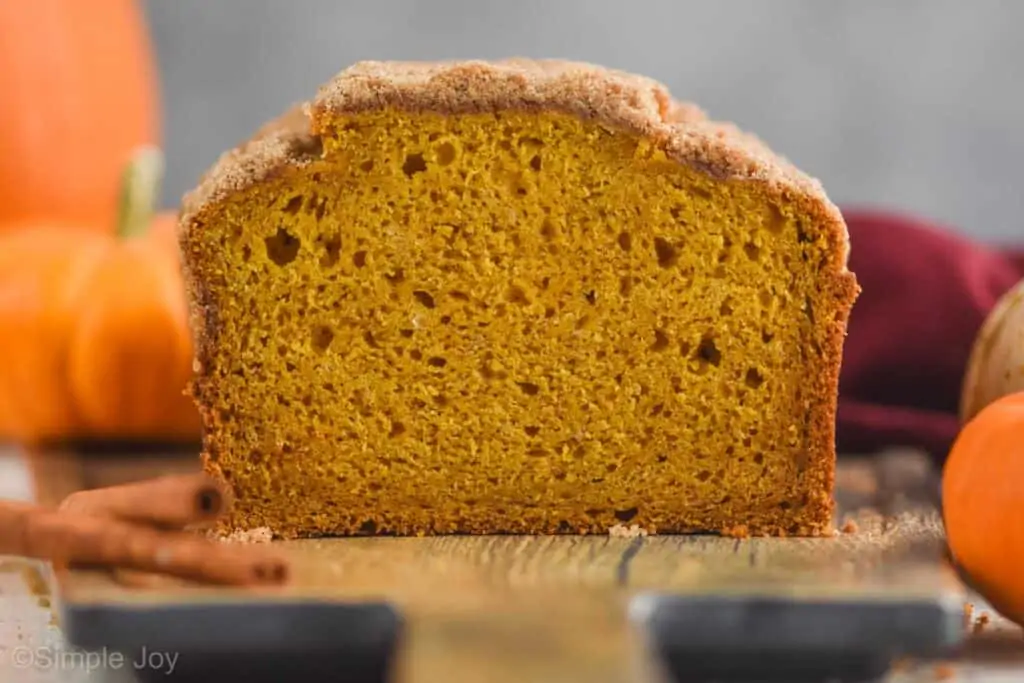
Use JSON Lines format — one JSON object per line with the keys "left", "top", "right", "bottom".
{"left": 144, "top": 0, "right": 1023, "bottom": 244}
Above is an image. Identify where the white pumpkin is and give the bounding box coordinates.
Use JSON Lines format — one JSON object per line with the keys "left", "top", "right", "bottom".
{"left": 961, "top": 278, "right": 1024, "bottom": 421}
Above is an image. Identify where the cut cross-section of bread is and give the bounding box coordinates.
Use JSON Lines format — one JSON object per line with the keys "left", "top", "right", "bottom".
{"left": 179, "top": 59, "right": 859, "bottom": 538}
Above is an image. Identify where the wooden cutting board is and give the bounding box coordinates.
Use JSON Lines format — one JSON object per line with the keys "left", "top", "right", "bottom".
{"left": 26, "top": 447, "right": 966, "bottom": 683}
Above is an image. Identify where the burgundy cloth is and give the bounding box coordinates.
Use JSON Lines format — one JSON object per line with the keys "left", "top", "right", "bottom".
{"left": 837, "top": 209, "right": 1024, "bottom": 462}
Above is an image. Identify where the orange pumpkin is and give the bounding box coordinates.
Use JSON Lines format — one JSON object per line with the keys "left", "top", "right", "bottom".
{"left": 0, "top": 0, "right": 159, "bottom": 230}
{"left": 943, "top": 391, "right": 1024, "bottom": 625}
{"left": 0, "top": 148, "right": 201, "bottom": 444}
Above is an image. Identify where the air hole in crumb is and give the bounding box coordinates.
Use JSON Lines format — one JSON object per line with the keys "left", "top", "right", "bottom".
{"left": 283, "top": 196, "right": 304, "bottom": 215}
{"left": 353, "top": 250, "right": 367, "bottom": 268}
{"left": 265, "top": 227, "right": 301, "bottom": 266}
{"left": 614, "top": 507, "right": 639, "bottom": 522}
{"left": 606, "top": 462, "right": 619, "bottom": 473}
{"left": 529, "top": 155, "right": 542, "bottom": 171}
{"left": 796, "top": 222, "right": 812, "bottom": 244}
{"left": 389, "top": 421, "right": 406, "bottom": 438}
{"left": 427, "top": 356, "right": 447, "bottom": 368}
{"left": 650, "top": 403, "right": 665, "bottom": 417}
{"left": 360, "top": 160, "right": 374, "bottom": 173}
{"left": 744, "top": 242, "right": 761, "bottom": 261}
{"left": 540, "top": 219, "right": 557, "bottom": 241}
{"left": 517, "top": 382, "right": 540, "bottom": 396}
{"left": 242, "top": 244, "right": 252, "bottom": 262}
{"left": 654, "top": 237, "right": 679, "bottom": 268}
{"left": 584, "top": 290, "right": 597, "bottom": 305}
{"left": 402, "top": 153, "right": 427, "bottom": 177}
{"left": 524, "top": 425, "right": 541, "bottom": 437}
{"left": 319, "top": 236, "right": 341, "bottom": 267}
{"left": 440, "top": 315, "right": 452, "bottom": 325}
{"left": 650, "top": 329, "right": 670, "bottom": 352}
{"left": 527, "top": 447, "right": 548, "bottom": 457}
{"left": 506, "top": 286, "right": 530, "bottom": 305}
{"left": 617, "top": 232, "right": 632, "bottom": 252}
{"left": 619, "top": 276, "right": 633, "bottom": 297}
{"left": 433, "top": 394, "right": 448, "bottom": 408}
{"left": 385, "top": 268, "right": 405, "bottom": 285}
{"left": 805, "top": 296, "right": 816, "bottom": 324}
{"left": 758, "top": 289, "right": 773, "bottom": 308}
{"left": 413, "top": 290, "right": 436, "bottom": 308}
{"left": 753, "top": 453, "right": 764, "bottom": 465}
{"left": 358, "top": 519, "right": 377, "bottom": 534}
{"left": 435, "top": 142, "right": 456, "bottom": 166}
{"left": 761, "top": 329, "right": 774, "bottom": 343}
{"left": 400, "top": 328, "right": 414, "bottom": 338}
{"left": 745, "top": 368, "right": 765, "bottom": 389}
{"left": 766, "top": 204, "right": 785, "bottom": 233}
{"left": 311, "top": 325, "right": 335, "bottom": 352}
{"left": 409, "top": 349, "right": 423, "bottom": 361}
{"left": 695, "top": 336, "right": 721, "bottom": 367}
{"left": 363, "top": 331, "right": 380, "bottom": 349}
{"left": 544, "top": 306, "right": 556, "bottom": 318}
{"left": 449, "top": 290, "right": 470, "bottom": 301}
{"left": 719, "top": 299, "right": 734, "bottom": 316}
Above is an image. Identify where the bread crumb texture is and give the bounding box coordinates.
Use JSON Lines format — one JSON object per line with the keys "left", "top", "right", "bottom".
{"left": 180, "top": 59, "right": 858, "bottom": 538}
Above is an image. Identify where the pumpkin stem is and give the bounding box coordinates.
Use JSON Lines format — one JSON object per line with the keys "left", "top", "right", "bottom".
{"left": 117, "top": 146, "right": 165, "bottom": 240}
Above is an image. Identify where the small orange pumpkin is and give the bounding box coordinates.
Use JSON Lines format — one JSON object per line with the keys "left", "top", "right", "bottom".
{"left": 0, "top": 0, "right": 160, "bottom": 231}
{"left": 943, "top": 391, "right": 1024, "bottom": 625}
{"left": 0, "top": 149, "right": 200, "bottom": 444}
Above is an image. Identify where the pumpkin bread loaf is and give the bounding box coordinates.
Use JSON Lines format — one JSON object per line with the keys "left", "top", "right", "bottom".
{"left": 179, "top": 59, "right": 859, "bottom": 538}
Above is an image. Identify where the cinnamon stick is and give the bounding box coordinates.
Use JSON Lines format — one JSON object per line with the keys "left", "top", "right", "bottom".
{"left": 0, "top": 501, "right": 288, "bottom": 587}
{"left": 58, "top": 474, "right": 230, "bottom": 529}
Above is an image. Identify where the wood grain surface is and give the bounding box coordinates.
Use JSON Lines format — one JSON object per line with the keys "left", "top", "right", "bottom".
{"left": 12, "top": 446, "right": 1024, "bottom": 682}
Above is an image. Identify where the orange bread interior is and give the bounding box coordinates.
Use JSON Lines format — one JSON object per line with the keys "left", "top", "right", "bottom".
{"left": 180, "top": 60, "right": 858, "bottom": 538}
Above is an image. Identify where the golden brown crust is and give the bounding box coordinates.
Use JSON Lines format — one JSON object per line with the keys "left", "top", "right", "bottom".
{"left": 179, "top": 58, "right": 860, "bottom": 537}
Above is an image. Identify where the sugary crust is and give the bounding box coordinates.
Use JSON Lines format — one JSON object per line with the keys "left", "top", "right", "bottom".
{"left": 179, "top": 58, "right": 860, "bottom": 537}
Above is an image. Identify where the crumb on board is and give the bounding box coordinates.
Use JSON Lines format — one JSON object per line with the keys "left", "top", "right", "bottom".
{"left": 609, "top": 524, "right": 649, "bottom": 538}
{"left": 972, "top": 611, "right": 991, "bottom": 635}
{"left": 217, "top": 526, "right": 274, "bottom": 544}
{"left": 894, "top": 658, "right": 956, "bottom": 679}
{"left": 840, "top": 518, "right": 859, "bottom": 534}
{"left": 721, "top": 524, "right": 751, "bottom": 539}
